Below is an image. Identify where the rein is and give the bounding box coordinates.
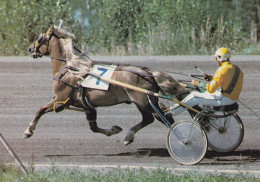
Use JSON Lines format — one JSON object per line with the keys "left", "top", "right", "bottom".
{"left": 51, "top": 56, "right": 191, "bottom": 77}
{"left": 51, "top": 57, "right": 68, "bottom": 63}
{"left": 51, "top": 56, "right": 155, "bottom": 80}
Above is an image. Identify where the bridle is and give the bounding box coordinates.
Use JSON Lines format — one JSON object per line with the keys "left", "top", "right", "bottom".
{"left": 31, "top": 32, "right": 52, "bottom": 58}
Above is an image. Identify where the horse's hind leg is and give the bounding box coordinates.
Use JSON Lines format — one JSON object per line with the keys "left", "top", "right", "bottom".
{"left": 24, "top": 100, "right": 55, "bottom": 138}
{"left": 124, "top": 107, "right": 154, "bottom": 146}
{"left": 86, "top": 109, "right": 123, "bottom": 136}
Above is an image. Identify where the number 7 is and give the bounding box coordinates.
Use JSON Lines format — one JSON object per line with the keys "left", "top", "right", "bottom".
{"left": 96, "top": 67, "right": 108, "bottom": 85}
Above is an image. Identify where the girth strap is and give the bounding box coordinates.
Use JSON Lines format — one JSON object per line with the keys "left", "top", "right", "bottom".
{"left": 78, "top": 87, "right": 96, "bottom": 109}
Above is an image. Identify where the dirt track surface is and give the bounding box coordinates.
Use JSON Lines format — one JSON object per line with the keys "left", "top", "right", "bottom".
{"left": 0, "top": 56, "right": 260, "bottom": 174}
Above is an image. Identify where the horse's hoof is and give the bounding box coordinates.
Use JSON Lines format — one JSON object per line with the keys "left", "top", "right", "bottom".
{"left": 23, "top": 130, "right": 34, "bottom": 138}
{"left": 124, "top": 130, "right": 135, "bottom": 146}
{"left": 124, "top": 140, "right": 134, "bottom": 146}
{"left": 111, "top": 125, "right": 122, "bottom": 134}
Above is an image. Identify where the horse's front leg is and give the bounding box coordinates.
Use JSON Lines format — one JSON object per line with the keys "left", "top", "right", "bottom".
{"left": 86, "top": 109, "right": 122, "bottom": 136}
{"left": 24, "top": 100, "right": 55, "bottom": 138}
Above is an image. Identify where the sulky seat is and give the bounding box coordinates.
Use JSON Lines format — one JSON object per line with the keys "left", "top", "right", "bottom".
{"left": 213, "top": 102, "right": 239, "bottom": 112}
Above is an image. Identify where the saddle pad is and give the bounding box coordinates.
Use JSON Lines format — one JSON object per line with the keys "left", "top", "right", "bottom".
{"left": 81, "top": 64, "right": 117, "bottom": 90}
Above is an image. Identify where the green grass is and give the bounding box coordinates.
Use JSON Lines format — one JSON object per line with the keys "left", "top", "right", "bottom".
{"left": 0, "top": 164, "right": 259, "bottom": 182}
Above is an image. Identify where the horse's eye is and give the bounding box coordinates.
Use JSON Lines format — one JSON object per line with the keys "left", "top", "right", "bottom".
{"left": 37, "top": 34, "right": 44, "bottom": 43}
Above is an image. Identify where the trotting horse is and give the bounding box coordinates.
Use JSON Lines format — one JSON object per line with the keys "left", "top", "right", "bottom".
{"left": 25, "top": 25, "right": 185, "bottom": 145}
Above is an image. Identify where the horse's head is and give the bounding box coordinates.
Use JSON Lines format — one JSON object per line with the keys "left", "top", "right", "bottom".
{"left": 28, "top": 25, "right": 76, "bottom": 58}
{"left": 28, "top": 27, "right": 53, "bottom": 58}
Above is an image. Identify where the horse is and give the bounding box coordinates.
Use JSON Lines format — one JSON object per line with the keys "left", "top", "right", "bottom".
{"left": 25, "top": 25, "right": 185, "bottom": 145}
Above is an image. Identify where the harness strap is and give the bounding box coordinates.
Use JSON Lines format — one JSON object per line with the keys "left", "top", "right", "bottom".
{"left": 52, "top": 66, "right": 96, "bottom": 110}
{"left": 83, "top": 95, "right": 96, "bottom": 109}
{"left": 222, "top": 65, "right": 241, "bottom": 94}
{"left": 78, "top": 87, "right": 96, "bottom": 109}
{"left": 53, "top": 66, "right": 80, "bottom": 89}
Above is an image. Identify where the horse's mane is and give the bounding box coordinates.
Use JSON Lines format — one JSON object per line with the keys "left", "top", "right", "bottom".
{"left": 60, "top": 38, "right": 77, "bottom": 60}
{"left": 54, "top": 26, "right": 93, "bottom": 74}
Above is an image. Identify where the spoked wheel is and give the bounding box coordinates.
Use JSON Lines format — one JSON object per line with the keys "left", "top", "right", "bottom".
{"left": 202, "top": 113, "right": 244, "bottom": 153}
{"left": 166, "top": 121, "right": 208, "bottom": 165}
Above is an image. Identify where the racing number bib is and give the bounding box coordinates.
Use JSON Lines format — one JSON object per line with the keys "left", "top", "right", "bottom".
{"left": 81, "top": 64, "right": 117, "bottom": 90}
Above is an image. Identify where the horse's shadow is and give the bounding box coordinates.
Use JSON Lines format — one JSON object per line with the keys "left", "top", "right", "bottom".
{"left": 45, "top": 148, "right": 260, "bottom": 164}
{"left": 106, "top": 148, "right": 260, "bottom": 163}
{"left": 105, "top": 148, "right": 170, "bottom": 158}
{"left": 203, "top": 149, "right": 260, "bottom": 164}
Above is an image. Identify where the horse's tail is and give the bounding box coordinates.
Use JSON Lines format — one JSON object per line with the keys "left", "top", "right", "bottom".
{"left": 152, "top": 71, "right": 185, "bottom": 97}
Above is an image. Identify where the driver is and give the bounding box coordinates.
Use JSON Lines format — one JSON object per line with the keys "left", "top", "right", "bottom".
{"left": 165, "top": 47, "right": 244, "bottom": 116}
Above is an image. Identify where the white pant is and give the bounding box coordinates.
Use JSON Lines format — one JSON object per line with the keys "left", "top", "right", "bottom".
{"left": 169, "top": 90, "right": 236, "bottom": 116}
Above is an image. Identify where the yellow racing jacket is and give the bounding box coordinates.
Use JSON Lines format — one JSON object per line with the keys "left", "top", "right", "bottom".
{"left": 206, "top": 61, "right": 244, "bottom": 100}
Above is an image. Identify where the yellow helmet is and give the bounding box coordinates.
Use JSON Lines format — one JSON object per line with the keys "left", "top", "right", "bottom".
{"left": 215, "top": 47, "right": 231, "bottom": 62}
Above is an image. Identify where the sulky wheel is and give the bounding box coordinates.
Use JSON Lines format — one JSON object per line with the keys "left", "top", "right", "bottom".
{"left": 204, "top": 113, "right": 244, "bottom": 153}
{"left": 166, "top": 121, "right": 208, "bottom": 165}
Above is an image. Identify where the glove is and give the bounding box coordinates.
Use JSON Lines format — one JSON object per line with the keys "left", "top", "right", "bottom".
{"left": 191, "top": 80, "right": 200, "bottom": 87}
{"left": 204, "top": 74, "right": 213, "bottom": 81}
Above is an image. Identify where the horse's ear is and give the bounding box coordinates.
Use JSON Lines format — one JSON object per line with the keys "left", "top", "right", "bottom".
{"left": 47, "top": 26, "right": 55, "bottom": 36}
